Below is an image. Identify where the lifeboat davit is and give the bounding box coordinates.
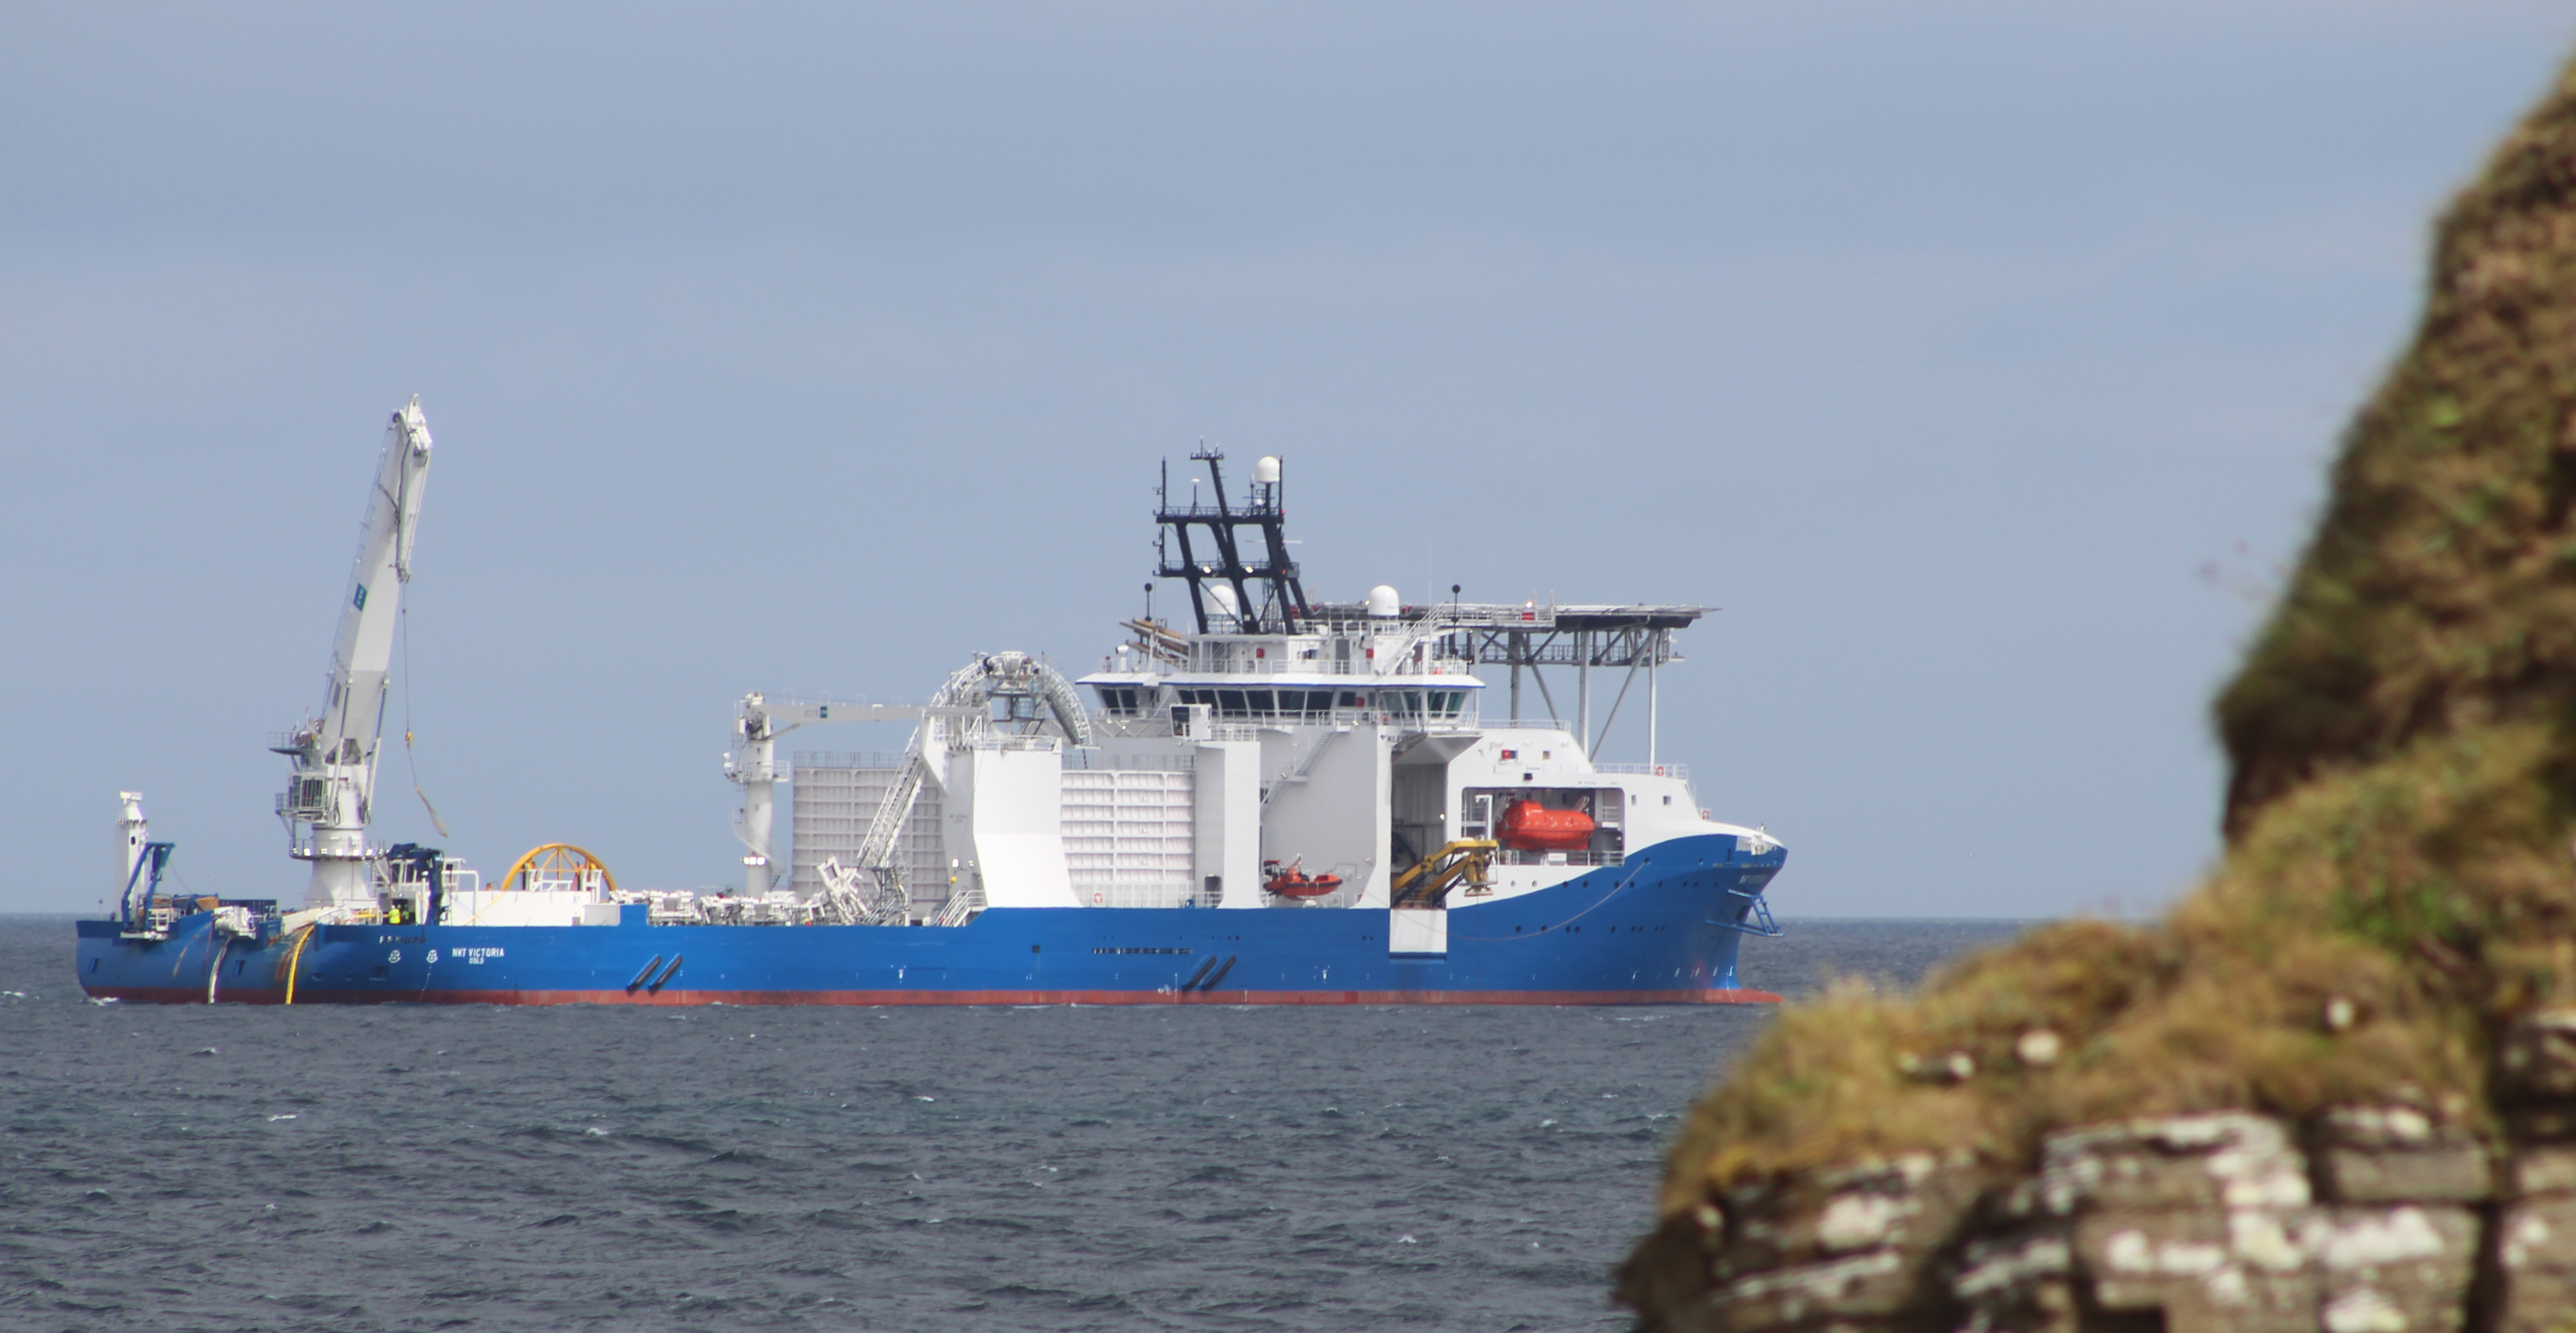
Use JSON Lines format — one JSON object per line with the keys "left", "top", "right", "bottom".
{"left": 1263, "top": 858, "right": 1343, "bottom": 899}
{"left": 1497, "top": 799, "right": 1596, "bottom": 852}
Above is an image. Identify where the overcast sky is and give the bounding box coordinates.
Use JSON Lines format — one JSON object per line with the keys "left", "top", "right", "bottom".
{"left": 5, "top": 3, "right": 2570, "bottom": 917}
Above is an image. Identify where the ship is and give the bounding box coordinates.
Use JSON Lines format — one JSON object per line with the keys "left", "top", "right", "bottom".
{"left": 77, "top": 401, "right": 1787, "bottom": 1006}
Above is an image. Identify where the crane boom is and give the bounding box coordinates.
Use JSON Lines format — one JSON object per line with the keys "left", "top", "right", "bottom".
{"left": 277, "top": 397, "right": 434, "bottom": 908}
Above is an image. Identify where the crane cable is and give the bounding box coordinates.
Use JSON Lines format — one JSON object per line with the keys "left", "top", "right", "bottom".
{"left": 400, "top": 601, "right": 451, "bottom": 838}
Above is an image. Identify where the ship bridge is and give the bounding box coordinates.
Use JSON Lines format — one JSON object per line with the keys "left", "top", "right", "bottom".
{"left": 1091, "top": 597, "right": 1704, "bottom": 750}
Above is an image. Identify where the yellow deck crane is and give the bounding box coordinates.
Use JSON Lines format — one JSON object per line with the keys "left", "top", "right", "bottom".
{"left": 1388, "top": 839, "right": 1498, "bottom": 910}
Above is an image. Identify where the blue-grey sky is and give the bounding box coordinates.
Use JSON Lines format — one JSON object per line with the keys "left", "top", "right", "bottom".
{"left": 5, "top": 3, "right": 2569, "bottom": 917}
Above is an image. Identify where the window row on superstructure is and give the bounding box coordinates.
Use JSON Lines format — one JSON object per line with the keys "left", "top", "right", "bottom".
{"left": 1091, "top": 683, "right": 1474, "bottom": 722}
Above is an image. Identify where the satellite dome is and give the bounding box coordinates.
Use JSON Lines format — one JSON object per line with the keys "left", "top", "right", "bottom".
{"left": 1366, "top": 585, "right": 1400, "bottom": 617}
{"left": 1207, "top": 584, "right": 1241, "bottom": 616}
{"left": 1252, "top": 456, "right": 1282, "bottom": 485}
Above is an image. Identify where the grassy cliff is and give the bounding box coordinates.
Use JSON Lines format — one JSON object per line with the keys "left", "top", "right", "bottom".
{"left": 1625, "top": 50, "right": 2576, "bottom": 1317}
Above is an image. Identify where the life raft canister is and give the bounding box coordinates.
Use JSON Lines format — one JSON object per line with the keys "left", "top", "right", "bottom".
{"left": 1497, "top": 798, "right": 1596, "bottom": 852}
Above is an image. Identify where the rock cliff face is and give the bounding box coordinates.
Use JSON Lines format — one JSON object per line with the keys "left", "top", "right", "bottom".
{"left": 1619, "top": 55, "right": 2576, "bottom": 1333}
{"left": 1625, "top": 1018, "right": 2576, "bottom": 1332}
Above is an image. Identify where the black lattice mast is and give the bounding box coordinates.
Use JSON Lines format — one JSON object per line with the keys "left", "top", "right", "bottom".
{"left": 1154, "top": 449, "right": 1309, "bottom": 635}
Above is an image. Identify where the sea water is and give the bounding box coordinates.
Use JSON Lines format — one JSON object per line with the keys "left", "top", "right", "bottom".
{"left": 0, "top": 917, "right": 2025, "bottom": 1332}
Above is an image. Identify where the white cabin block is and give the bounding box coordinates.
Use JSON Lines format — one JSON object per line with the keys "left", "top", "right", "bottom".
{"left": 947, "top": 745, "right": 1080, "bottom": 909}
{"left": 1195, "top": 740, "right": 1263, "bottom": 907}
{"left": 1261, "top": 721, "right": 1394, "bottom": 907}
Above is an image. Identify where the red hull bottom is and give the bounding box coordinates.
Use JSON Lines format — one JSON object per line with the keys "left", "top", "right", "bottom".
{"left": 85, "top": 985, "right": 1784, "bottom": 1007}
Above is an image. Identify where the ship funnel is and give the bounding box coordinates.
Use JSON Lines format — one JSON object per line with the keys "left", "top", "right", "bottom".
{"left": 1366, "top": 585, "right": 1400, "bottom": 617}
{"left": 1252, "top": 456, "right": 1281, "bottom": 485}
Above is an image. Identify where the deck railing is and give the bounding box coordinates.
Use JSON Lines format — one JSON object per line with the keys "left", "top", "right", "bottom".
{"left": 1495, "top": 849, "right": 1625, "bottom": 868}
{"left": 1592, "top": 761, "right": 1691, "bottom": 782}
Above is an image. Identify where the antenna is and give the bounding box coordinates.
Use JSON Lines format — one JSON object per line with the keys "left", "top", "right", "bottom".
{"left": 1153, "top": 449, "right": 1308, "bottom": 635}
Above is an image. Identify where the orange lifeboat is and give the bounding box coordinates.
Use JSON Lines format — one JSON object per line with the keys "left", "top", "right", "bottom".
{"left": 1497, "top": 799, "right": 1596, "bottom": 852}
{"left": 1263, "top": 858, "right": 1343, "bottom": 899}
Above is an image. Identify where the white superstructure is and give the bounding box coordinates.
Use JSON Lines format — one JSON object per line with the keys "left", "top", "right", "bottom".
{"left": 1071, "top": 605, "right": 1730, "bottom": 910}
{"left": 748, "top": 449, "right": 1773, "bottom": 928}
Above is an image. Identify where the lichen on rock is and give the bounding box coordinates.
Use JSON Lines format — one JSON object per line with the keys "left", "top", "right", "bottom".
{"left": 1619, "top": 51, "right": 2576, "bottom": 1333}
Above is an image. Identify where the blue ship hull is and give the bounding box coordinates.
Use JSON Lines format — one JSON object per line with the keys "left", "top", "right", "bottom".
{"left": 77, "top": 834, "right": 1782, "bottom": 1006}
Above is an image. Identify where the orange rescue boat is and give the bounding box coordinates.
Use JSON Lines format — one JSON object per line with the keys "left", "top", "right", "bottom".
{"left": 1496, "top": 799, "right": 1596, "bottom": 852}
{"left": 1262, "top": 857, "right": 1343, "bottom": 898}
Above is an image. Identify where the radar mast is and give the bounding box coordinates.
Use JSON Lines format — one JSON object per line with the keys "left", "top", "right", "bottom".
{"left": 1154, "top": 449, "right": 1308, "bottom": 635}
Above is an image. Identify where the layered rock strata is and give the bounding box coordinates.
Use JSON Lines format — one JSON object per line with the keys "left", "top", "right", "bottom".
{"left": 1632, "top": 1009, "right": 2576, "bottom": 1330}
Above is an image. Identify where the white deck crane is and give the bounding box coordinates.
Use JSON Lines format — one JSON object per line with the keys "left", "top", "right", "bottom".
{"left": 726, "top": 653, "right": 1094, "bottom": 924}
{"left": 725, "top": 695, "right": 975, "bottom": 899}
{"left": 273, "top": 398, "right": 434, "bottom": 909}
